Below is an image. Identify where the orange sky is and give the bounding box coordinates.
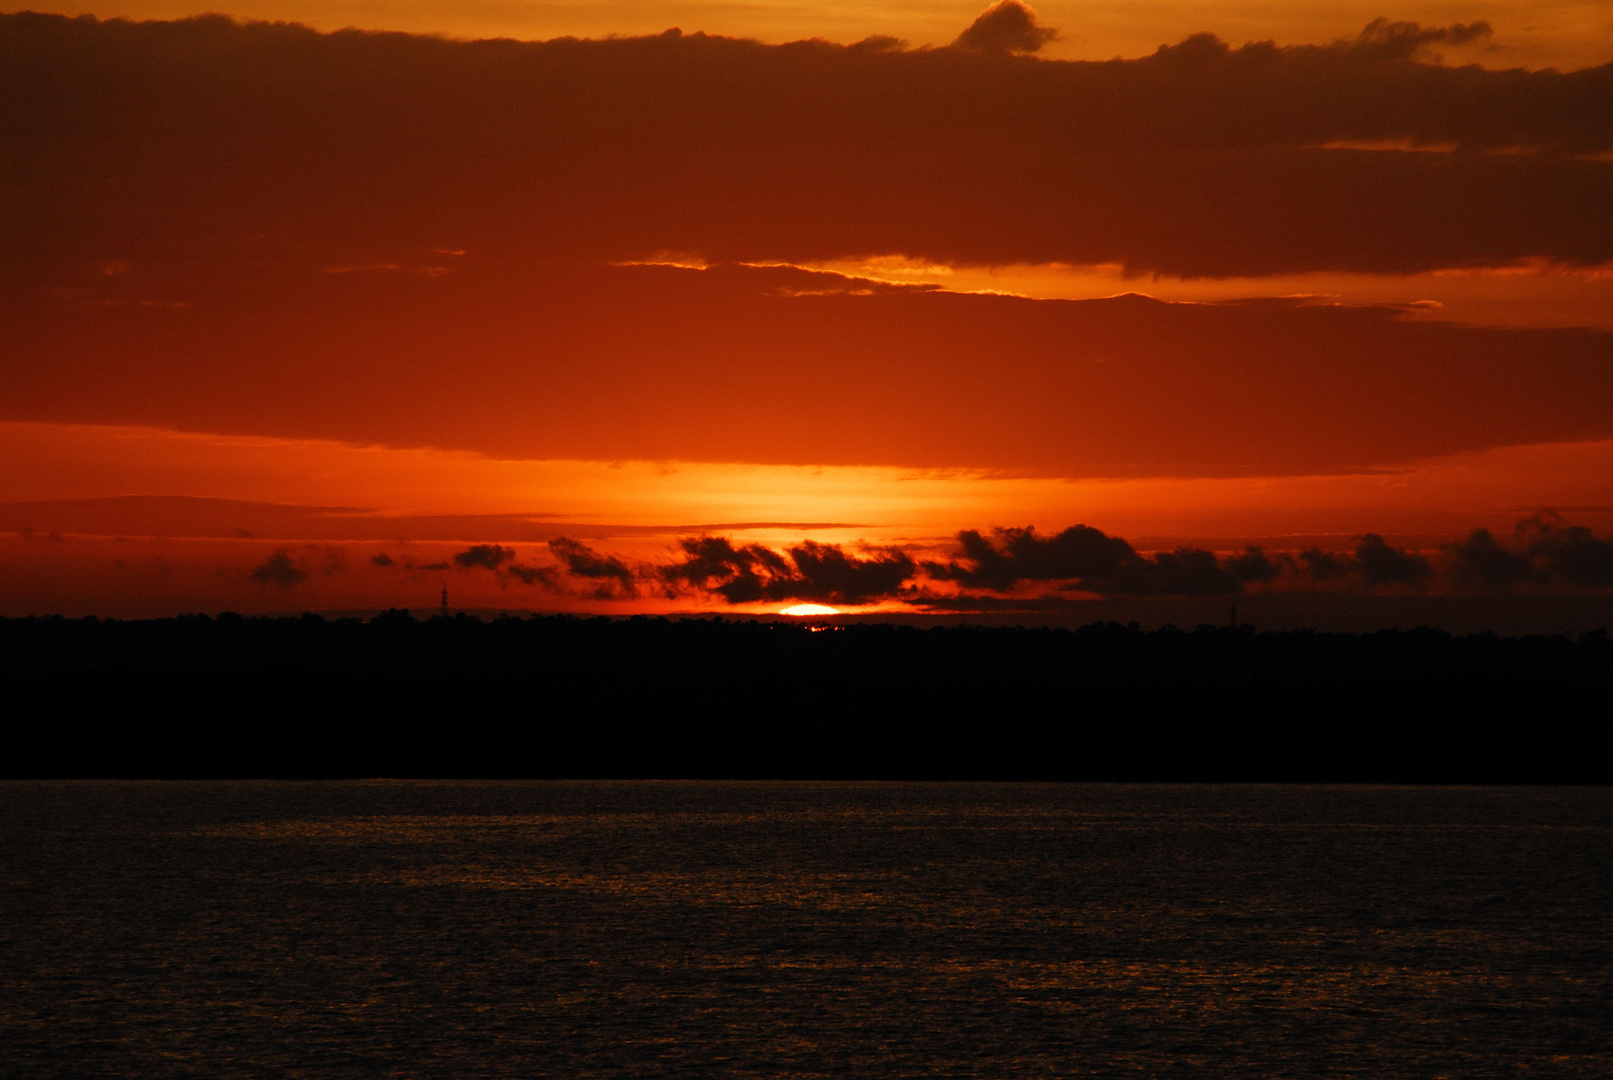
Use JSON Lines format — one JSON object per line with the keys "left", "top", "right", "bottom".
{"left": 2, "top": 3, "right": 1610, "bottom": 616}
{"left": 27, "top": 0, "right": 1613, "bottom": 70}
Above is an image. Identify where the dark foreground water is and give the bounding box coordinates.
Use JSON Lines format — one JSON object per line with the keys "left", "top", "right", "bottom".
{"left": 2, "top": 783, "right": 1609, "bottom": 1077}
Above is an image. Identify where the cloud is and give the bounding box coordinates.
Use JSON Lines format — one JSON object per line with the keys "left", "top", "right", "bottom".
{"left": 953, "top": 1, "right": 1057, "bottom": 55}
{"left": 928, "top": 525, "right": 1470, "bottom": 598}
{"left": 370, "top": 552, "right": 394, "bottom": 568}
{"left": 931, "top": 525, "right": 1242, "bottom": 596}
{"left": 647, "top": 518, "right": 1611, "bottom": 607}
{"left": 503, "top": 562, "right": 560, "bottom": 588}
{"left": 453, "top": 544, "right": 516, "bottom": 570}
{"left": 8, "top": 17, "right": 1613, "bottom": 481}
{"left": 931, "top": 526, "right": 1137, "bottom": 590}
{"left": 250, "top": 548, "right": 307, "bottom": 588}
{"left": 1348, "top": 17, "right": 1491, "bottom": 63}
{"left": 1442, "top": 515, "right": 1613, "bottom": 590}
{"left": 549, "top": 537, "right": 636, "bottom": 597}
{"left": 449, "top": 541, "right": 566, "bottom": 588}
{"left": 1289, "top": 534, "right": 1434, "bottom": 588}
{"left": 1354, "top": 533, "right": 1434, "bottom": 585}
{"left": 780, "top": 540, "right": 916, "bottom": 604}
{"left": 1451, "top": 515, "right": 1613, "bottom": 593}
{"left": 1146, "top": 547, "right": 1245, "bottom": 596}
{"left": 1299, "top": 548, "right": 1349, "bottom": 581}
{"left": 660, "top": 536, "right": 792, "bottom": 603}
{"left": 5, "top": 12, "right": 1608, "bottom": 284}
{"left": 1261, "top": 516, "right": 1613, "bottom": 593}
{"left": 1516, "top": 515, "right": 1613, "bottom": 587}
{"left": 263, "top": 516, "right": 1613, "bottom": 608}
{"left": 1223, "top": 546, "right": 1281, "bottom": 583}
{"left": 660, "top": 536, "right": 916, "bottom": 604}
{"left": 1443, "top": 528, "right": 1537, "bottom": 589}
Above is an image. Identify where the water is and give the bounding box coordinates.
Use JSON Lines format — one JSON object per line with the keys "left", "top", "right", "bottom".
{"left": 3, "top": 782, "right": 1609, "bottom": 1077}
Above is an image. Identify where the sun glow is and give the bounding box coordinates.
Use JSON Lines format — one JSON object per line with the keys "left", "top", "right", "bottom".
{"left": 781, "top": 604, "right": 840, "bottom": 616}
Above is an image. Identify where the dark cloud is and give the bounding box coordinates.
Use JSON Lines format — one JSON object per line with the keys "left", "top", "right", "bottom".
{"left": 549, "top": 537, "right": 636, "bottom": 597}
{"left": 780, "top": 540, "right": 916, "bottom": 604}
{"left": 1517, "top": 516, "right": 1613, "bottom": 587}
{"left": 1224, "top": 546, "right": 1281, "bottom": 583}
{"left": 1442, "top": 516, "right": 1613, "bottom": 590}
{"left": 370, "top": 552, "right": 395, "bottom": 568}
{"left": 250, "top": 548, "right": 307, "bottom": 588}
{"left": 650, "top": 517, "right": 1613, "bottom": 607}
{"left": 1355, "top": 533, "right": 1434, "bottom": 585}
{"left": 1444, "top": 528, "right": 1537, "bottom": 589}
{"left": 660, "top": 536, "right": 916, "bottom": 604}
{"left": 1152, "top": 19, "right": 1496, "bottom": 71}
{"left": 953, "top": 1, "right": 1057, "bottom": 55}
{"left": 1290, "top": 535, "right": 1434, "bottom": 587}
{"left": 5, "top": 11, "right": 1608, "bottom": 286}
{"left": 660, "top": 536, "right": 792, "bottom": 603}
{"left": 657, "top": 522, "right": 1482, "bottom": 605}
{"left": 254, "top": 516, "right": 1613, "bottom": 608}
{"left": 932, "top": 526, "right": 1141, "bottom": 590}
{"left": 1300, "top": 548, "right": 1349, "bottom": 581}
{"left": 1147, "top": 547, "right": 1245, "bottom": 596}
{"left": 503, "top": 562, "right": 560, "bottom": 588}
{"left": 1348, "top": 17, "right": 1491, "bottom": 63}
{"left": 929, "top": 526, "right": 1470, "bottom": 597}
{"left": 453, "top": 544, "right": 516, "bottom": 570}
{"left": 930, "top": 525, "right": 1241, "bottom": 596}
{"left": 449, "top": 541, "right": 565, "bottom": 588}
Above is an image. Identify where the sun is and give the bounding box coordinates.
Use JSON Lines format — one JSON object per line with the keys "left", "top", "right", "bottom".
{"left": 780, "top": 603, "right": 840, "bottom": 616}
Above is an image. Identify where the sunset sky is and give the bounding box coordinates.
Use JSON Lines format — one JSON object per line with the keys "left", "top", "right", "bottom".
{"left": 3, "top": 0, "right": 1610, "bottom": 617}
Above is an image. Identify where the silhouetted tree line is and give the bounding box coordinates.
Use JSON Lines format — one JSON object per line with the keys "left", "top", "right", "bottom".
{"left": 4, "top": 610, "right": 1612, "bottom": 681}
{"left": 3, "top": 613, "right": 1608, "bottom": 781}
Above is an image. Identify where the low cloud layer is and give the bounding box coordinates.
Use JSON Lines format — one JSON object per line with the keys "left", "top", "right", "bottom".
{"left": 1445, "top": 516, "right": 1613, "bottom": 589}
{"left": 926, "top": 525, "right": 1242, "bottom": 596}
{"left": 6, "top": 11, "right": 1608, "bottom": 283}
{"left": 8, "top": 13, "right": 1610, "bottom": 479}
{"left": 659, "top": 537, "right": 915, "bottom": 604}
{"left": 334, "top": 516, "right": 1613, "bottom": 608}
{"left": 921, "top": 526, "right": 1440, "bottom": 597}
{"left": 925, "top": 519, "right": 1609, "bottom": 604}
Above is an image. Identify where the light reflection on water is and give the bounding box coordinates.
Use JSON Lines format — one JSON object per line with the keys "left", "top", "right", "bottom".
{"left": 3, "top": 782, "right": 1609, "bottom": 1077}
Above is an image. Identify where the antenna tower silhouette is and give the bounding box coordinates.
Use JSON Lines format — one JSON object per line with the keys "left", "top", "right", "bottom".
{"left": 441, "top": 584, "right": 449, "bottom": 619}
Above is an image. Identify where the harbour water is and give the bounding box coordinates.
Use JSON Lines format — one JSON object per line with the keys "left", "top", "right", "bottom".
{"left": 3, "top": 781, "right": 1609, "bottom": 1076}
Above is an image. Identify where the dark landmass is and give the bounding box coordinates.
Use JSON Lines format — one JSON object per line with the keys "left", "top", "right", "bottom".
{"left": 758, "top": 591, "right": 1613, "bottom": 637}
{"left": 4, "top": 612, "right": 1609, "bottom": 782}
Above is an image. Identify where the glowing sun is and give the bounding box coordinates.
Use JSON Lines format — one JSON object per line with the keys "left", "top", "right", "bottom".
{"left": 781, "top": 604, "right": 840, "bottom": 616}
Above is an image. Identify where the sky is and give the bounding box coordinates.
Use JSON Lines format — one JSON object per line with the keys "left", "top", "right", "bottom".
{"left": 2, "top": 0, "right": 1611, "bottom": 618}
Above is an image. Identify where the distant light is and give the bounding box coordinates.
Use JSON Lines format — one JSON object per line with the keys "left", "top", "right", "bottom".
{"left": 781, "top": 603, "right": 839, "bottom": 616}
